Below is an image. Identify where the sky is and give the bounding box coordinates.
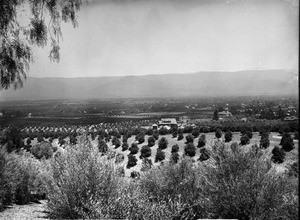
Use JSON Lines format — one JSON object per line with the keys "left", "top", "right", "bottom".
{"left": 29, "top": 0, "right": 298, "bottom": 78}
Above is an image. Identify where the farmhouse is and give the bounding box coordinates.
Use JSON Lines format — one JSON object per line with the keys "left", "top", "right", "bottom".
{"left": 158, "top": 118, "right": 177, "bottom": 128}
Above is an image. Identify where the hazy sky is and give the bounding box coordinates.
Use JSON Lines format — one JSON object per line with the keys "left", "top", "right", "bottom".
{"left": 29, "top": 0, "right": 298, "bottom": 78}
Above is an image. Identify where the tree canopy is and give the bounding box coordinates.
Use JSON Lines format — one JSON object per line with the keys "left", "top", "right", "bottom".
{"left": 0, "top": 0, "right": 83, "bottom": 89}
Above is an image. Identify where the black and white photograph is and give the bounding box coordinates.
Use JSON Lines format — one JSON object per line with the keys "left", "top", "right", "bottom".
{"left": 0, "top": 0, "right": 298, "bottom": 219}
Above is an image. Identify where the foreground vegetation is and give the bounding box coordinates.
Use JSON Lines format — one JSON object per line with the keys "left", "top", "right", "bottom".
{"left": 0, "top": 128, "right": 298, "bottom": 219}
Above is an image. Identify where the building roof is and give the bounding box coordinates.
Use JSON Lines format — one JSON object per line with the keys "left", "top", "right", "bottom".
{"left": 158, "top": 118, "right": 177, "bottom": 124}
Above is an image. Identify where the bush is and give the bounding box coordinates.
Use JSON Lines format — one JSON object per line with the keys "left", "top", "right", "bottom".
{"left": 158, "top": 137, "right": 168, "bottom": 150}
{"left": 185, "top": 134, "right": 194, "bottom": 144}
{"left": 140, "top": 145, "right": 151, "bottom": 159}
{"left": 271, "top": 146, "right": 286, "bottom": 164}
{"left": 240, "top": 134, "right": 250, "bottom": 145}
{"left": 288, "top": 161, "right": 298, "bottom": 178}
{"left": 115, "top": 153, "right": 125, "bottom": 164}
{"left": 155, "top": 149, "right": 165, "bottom": 162}
{"left": 46, "top": 135, "right": 119, "bottom": 219}
{"left": 31, "top": 141, "right": 54, "bottom": 159}
{"left": 184, "top": 143, "right": 196, "bottom": 157}
{"left": 172, "top": 131, "right": 177, "bottom": 138}
{"left": 129, "top": 143, "right": 139, "bottom": 155}
{"left": 224, "top": 131, "right": 233, "bottom": 142}
{"left": 147, "top": 136, "right": 156, "bottom": 147}
{"left": 215, "top": 128, "right": 222, "bottom": 138}
{"left": 177, "top": 133, "right": 184, "bottom": 141}
{"left": 294, "top": 131, "right": 299, "bottom": 140}
{"left": 130, "top": 171, "right": 140, "bottom": 179}
{"left": 197, "top": 134, "right": 206, "bottom": 148}
{"left": 141, "top": 158, "right": 153, "bottom": 172}
{"left": 121, "top": 142, "right": 129, "bottom": 151}
{"left": 0, "top": 147, "right": 48, "bottom": 210}
{"left": 127, "top": 154, "right": 138, "bottom": 169}
{"left": 171, "top": 144, "right": 179, "bottom": 153}
{"left": 170, "top": 152, "right": 179, "bottom": 164}
{"left": 197, "top": 141, "right": 298, "bottom": 220}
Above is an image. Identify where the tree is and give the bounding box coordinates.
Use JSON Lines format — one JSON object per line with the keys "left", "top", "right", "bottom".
{"left": 136, "top": 132, "right": 145, "bottom": 144}
{"left": 213, "top": 110, "right": 219, "bottom": 121}
{"left": 240, "top": 134, "right": 250, "bottom": 146}
{"left": 127, "top": 154, "right": 137, "bottom": 169}
{"left": 158, "top": 137, "right": 168, "bottom": 150}
{"left": 0, "top": 0, "right": 83, "bottom": 89}
{"left": 197, "top": 134, "right": 206, "bottom": 148}
{"left": 141, "top": 158, "right": 152, "bottom": 172}
{"left": 191, "top": 128, "right": 200, "bottom": 138}
{"left": 1, "top": 126, "right": 24, "bottom": 152}
{"left": 171, "top": 144, "right": 179, "bottom": 153}
{"left": 140, "top": 145, "right": 151, "bottom": 159}
{"left": 198, "top": 147, "right": 210, "bottom": 162}
{"left": 147, "top": 136, "right": 156, "bottom": 147}
{"left": 184, "top": 143, "right": 196, "bottom": 157}
{"left": 177, "top": 133, "right": 184, "bottom": 141}
{"left": 170, "top": 152, "right": 179, "bottom": 164}
{"left": 260, "top": 136, "right": 270, "bottom": 149}
{"left": 98, "top": 139, "right": 108, "bottom": 154}
{"left": 185, "top": 134, "right": 194, "bottom": 144}
{"left": 271, "top": 146, "right": 286, "bottom": 164}
{"left": 112, "top": 136, "right": 121, "bottom": 149}
{"left": 224, "top": 131, "right": 233, "bottom": 142}
{"left": 215, "top": 128, "right": 222, "bottom": 139}
{"left": 155, "top": 149, "right": 165, "bottom": 162}
{"left": 121, "top": 142, "right": 129, "bottom": 151}
{"left": 129, "top": 143, "right": 139, "bottom": 155}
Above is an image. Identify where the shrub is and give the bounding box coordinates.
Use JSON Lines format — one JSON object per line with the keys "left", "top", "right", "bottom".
{"left": 271, "top": 146, "right": 286, "bottom": 164}
{"left": 185, "top": 134, "right": 194, "bottom": 144}
{"left": 288, "top": 161, "right": 298, "bottom": 178}
{"left": 155, "top": 149, "right": 165, "bottom": 162}
{"left": 170, "top": 152, "right": 179, "bottom": 164}
{"left": 294, "top": 131, "right": 299, "bottom": 140}
{"left": 69, "top": 136, "right": 77, "bottom": 145}
{"left": 140, "top": 145, "right": 151, "bottom": 159}
{"left": 240, "top": 134, "right": 250, "bottom": 145}
{"left": 127, "top": 154, "right": 138, "bottom": 169}
{"left": 31, "top": 141, "right": 53, "bottom": 159}
{"left": 147, "top": 136, "right": 156, "bottom": 147}
{"left": 122, "top": 142, "right": 129, "bottom": 151}
{"left": 224, "top": 131, "right": 233, "bottom": 142}
{"left": 158, "top": 137, "right": 168, "bottom": 150}
{"left": 129, "top": 143, "right": 139, "bottom": 155}
{"left": 197, "top": 134, "right": 206, "bottom": 148}
{"left": 184, "top": 143, "right": 196, "bottom": 157}
{"left": 215, "top": 128, "right": 222, "bottom": 138}
{"left": 37, "top": 136, "right": 44, "bottom": 143}
{"left": 177, "top": 133, "right": 184, "bottom": 141}
{"left": 141, "top": 158, "right": 153, "bottom": 172}
{"left": 130, "top": 171, "right": 140, "bottom": 179}
{"left": 171, "top": 144, "right": 179, "bottom": 153}
{"left": 46, "top": 135, "right": 119, "bottom": 219}
{"left": 197, "top": 142, "right": 298, "bottom": 220}
{"left": 115, "top": 153, "right": 125, "bottom": 164}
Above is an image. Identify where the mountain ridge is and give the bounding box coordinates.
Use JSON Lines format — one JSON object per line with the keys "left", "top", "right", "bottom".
{"left": 0, "top": 70, "right": 297, "bottom": 101}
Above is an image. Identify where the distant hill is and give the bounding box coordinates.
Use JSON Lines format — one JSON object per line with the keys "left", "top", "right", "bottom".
{"left": 0, "top": 70, "right": 298, "bottom": 101}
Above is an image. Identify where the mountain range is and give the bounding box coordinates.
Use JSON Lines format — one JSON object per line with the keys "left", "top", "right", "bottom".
{"left": 0, "top": 70, "right": 298, "bottom": 101}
